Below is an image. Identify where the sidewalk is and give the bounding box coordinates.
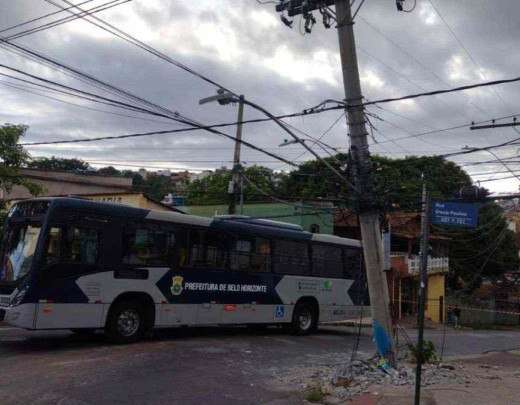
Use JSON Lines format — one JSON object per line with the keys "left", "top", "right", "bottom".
{"left": 346, "top": 351, "right": 520, "bottom": 405}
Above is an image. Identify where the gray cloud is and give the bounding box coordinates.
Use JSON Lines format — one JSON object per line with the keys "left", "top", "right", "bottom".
{"left": 1, "top": 0, "right": 520, "bottom": 192}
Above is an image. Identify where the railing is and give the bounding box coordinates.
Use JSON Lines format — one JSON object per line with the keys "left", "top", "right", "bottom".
{"left": 407, "top": 256, "right": 449, "bottom": 275}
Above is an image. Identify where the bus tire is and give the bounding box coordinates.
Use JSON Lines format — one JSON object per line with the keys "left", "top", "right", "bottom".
{"left": 291, "top": 301, "right": 318, "bottom": 335}
{"left": 105, "top": 300, "right": 147, "bottom": 344}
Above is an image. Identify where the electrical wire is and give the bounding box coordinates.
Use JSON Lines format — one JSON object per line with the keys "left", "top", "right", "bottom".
{"left": 0, "top": 62, "right": 298, "bottom": 166}
{"left": 0, "top": 79, "right": 177, "bottom": 125}
{"left": 426, "top": 0, "right": 514, "bottom": 114}
{"left": 4, "top": 0, "right": 131, "bottom": 41}
{"left": 45, "top": 0, "right": 349, "bottom": 170}
{"left": 358, "top": 15, "right": 491, "bottom": 119}
{"left": 309, "top": 75, "right": 520, "bottom": 114}
{"left": 0, "top": 0, "right": 95, "bottom": 34}
{"left": 43, "top": 0, "right": 236, "bottom": 94}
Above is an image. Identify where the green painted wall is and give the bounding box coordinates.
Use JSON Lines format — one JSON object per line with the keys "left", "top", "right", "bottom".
{"left": 184, "top": 202, "right": 333, "bottom": 234}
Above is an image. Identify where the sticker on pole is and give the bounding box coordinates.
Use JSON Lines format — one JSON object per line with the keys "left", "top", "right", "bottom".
{"left": 431, "top": 200, "right": 478, "bottom": 228}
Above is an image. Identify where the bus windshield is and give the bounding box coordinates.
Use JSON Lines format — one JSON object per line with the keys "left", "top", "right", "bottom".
{"left": 1, "top": 223, "right": 42, "bottom": 282}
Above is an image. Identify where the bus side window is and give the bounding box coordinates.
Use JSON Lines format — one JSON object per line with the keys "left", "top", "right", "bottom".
{"left": 230, "top": 237, "right": 271, "bottom": 272}
{"left": 187, "top": 229, "right": 227, "bottom": 270}
{"left": 46, "top": 227, "right": 63, "bottom": 265}
{"left": 69, "top": 227, "right": 99, "bottom": 265}
{"left": 122, "top": 226, "right": 176, "bottom": 267}
{"left": 312, "top": 244, "right": 342, "bottom": 278}
{"left": 273, "top": 240, "right": 310, "bottom": 276}
{"left": 343, "top": 247, "right": 361, "bottom": 279}
{"left": 45, "top": 226, "right": 100, "bottom": 265}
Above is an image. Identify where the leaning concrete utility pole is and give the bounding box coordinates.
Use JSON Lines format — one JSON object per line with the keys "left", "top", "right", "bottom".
{"left": 334, "top": 0, "right": 395, "bottom": 363}
{"left": 273, "top": 0, "right": 395, "bottom": 363}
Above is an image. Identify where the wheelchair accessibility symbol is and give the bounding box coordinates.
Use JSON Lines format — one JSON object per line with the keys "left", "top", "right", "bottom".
{"left": 275, "top": 305, "right": 285, "bottom": 319}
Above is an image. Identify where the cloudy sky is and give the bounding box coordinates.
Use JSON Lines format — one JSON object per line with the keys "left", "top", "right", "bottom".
{"left": 1, "top": 0, "right": 520, "bottom": 193}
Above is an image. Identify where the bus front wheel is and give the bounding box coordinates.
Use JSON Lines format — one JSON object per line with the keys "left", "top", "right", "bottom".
{"left": 291, "top": 301, "right": 318, "bottom": 335}
{"left": 106, "top": 300, "right": 147, "bottom": 344}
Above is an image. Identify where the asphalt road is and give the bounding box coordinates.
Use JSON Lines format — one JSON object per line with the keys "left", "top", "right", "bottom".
{"left": 1, "top": 325, "right": 519, "bottom": 405}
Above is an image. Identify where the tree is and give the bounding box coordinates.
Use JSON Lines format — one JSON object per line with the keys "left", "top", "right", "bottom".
{"left": 28, "top": 156, "right": 90, "bottom": 172}
{"left": 97, "top": 166, "right": 121, "bottom": 176}
{"left": 0, "top": 124, "right": 41, "bottom": 198}
{"left": 279, "top": 154, "right": 473, "bottom": 210}
{"left": 133, "top": 173, "right": 174, "bottom": 202}
{"left": 277, "top": 154, "right": 348, "bottom": 201}
{"left": 445, "top": 202, "right": 520, "bottom": 291}
{"left": 371, "top": 155, "right": 472, "bottom": 211}
{"left": 186, "top": 166, "right": 278, "bottom": 205}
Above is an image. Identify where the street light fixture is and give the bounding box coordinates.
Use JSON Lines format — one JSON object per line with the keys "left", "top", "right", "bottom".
{"left": 199, "top": 89, "right": 238, "bottom": 106}
{"left": 278, "top": 138, "right": 304, "bottom": 147}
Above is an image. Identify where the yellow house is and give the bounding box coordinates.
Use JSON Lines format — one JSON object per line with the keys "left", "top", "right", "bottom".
{"left": 84, "top": 192, "right": 179, "bottom": 212}
{"left": 335, "top": 210, "right": 448, "bottom": 324}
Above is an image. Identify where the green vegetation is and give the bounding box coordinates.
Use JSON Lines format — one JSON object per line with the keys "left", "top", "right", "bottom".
{"left": 446, "top": 202, "right": 520, "bottom": 291}
{"left": 407, "top": 340, "right": 439, "bottom": 364}
{"left": 304, "top": 385, "right": 326, "bottom": 402}
{"left": 186, "top": 165, "right": 279, "bottom": 205}
{"left": 0, "top": 124, "right": 41, "bottom": 199}
{"left": 28, "top": 156, "right": 90, "bottom": 172}
{"left": 0, "top": 124, "right": 41, "bottom": 234}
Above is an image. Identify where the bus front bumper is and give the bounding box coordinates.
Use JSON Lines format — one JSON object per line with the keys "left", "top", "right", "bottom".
{"left": 1, "top": 304, "right": 36, "bottom": 329}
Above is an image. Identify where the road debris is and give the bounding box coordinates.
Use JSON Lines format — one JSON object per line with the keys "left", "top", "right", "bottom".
{"left": 274, "top": 355, "right": 477, "bottom": 401}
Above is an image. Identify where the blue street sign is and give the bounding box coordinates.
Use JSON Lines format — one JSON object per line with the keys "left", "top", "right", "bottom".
{"left": 431, "top": 200, "right": 478, "bottom": 228}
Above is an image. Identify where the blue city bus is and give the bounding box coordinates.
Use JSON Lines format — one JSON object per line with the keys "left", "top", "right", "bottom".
{"left": 0, "top": 198, "right": 368, "bottom": 343}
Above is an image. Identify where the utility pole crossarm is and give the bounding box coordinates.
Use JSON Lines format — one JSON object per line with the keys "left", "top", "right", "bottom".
{"left": 470, "top": 121, "right": 519, "bottom": 130}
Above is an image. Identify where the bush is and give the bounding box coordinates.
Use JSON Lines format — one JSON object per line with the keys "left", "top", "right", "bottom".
{"left": 304, "top": 385, "right": 325, "bottom": 402}
{"left": 407, "top": 340, "right": 438, "bottom": 364}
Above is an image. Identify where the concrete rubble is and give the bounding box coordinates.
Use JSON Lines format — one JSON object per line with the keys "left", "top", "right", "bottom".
{"left": 273, "top": 354, "right": 479, "bottom": 401}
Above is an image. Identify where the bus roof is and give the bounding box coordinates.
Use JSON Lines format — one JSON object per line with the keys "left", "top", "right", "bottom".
{"left": 19, "top": 197, "right": 361, "bottom": 248}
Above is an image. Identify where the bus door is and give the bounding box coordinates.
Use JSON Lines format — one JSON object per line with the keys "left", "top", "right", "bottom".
{"left": 35, "top": 216, "right": 108, "bottom": 329}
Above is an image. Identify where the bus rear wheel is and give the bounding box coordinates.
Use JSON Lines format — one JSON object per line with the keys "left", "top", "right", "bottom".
{"left": 106, "top": 301, "right": 147, "bottom": 344}
{"left": 291, "top": 301, "right": 318, "bottom": 335}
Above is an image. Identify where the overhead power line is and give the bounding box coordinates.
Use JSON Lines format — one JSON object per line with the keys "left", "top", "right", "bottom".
{"left": 0, "top": 64, "right": 297, "bottom": 167}
{"left": 0, "top": 64, "right": 176, "bottom": 117}
{"left": 440, "top": 135, "right": 520, "bottom": 158}
{"left": 426, "top": 0, "right": 514, "bottom": 114}
{"left": 308, "top": 75, "right": 520, "bottom": 114}
{"left": 44, "top": 0, "right": 344, "bottom": 159}
{"left": 4, "top": 0, "right": 131, "bottom": 41}
{"left": 0, "top": 79, "right": 176, "bottom": 125}
{"left": 43, "top": 0, "right": 235, "bottom": 94}
{"left": 0, "top": 39, "right": 187, "bottom": 119}
{"left": 0, "top": 0, "right": 95, "bottom": 34}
